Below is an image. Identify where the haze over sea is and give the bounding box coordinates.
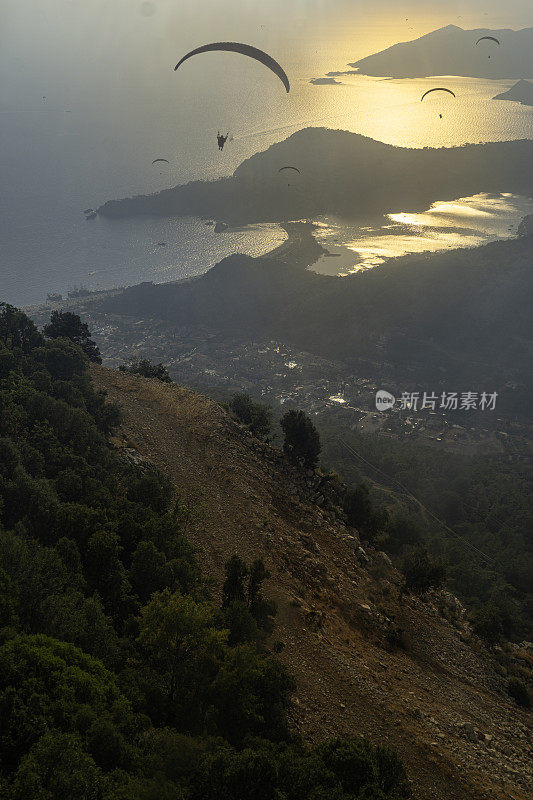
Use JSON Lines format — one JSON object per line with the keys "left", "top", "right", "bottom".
{"left": 1, "top": 0, "right": 532, "bottom": 306}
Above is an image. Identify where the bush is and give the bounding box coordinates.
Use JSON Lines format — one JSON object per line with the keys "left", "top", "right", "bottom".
{"left": 281, "top": 409, "right": 321, "bottom": 470}
{"left": 119, "top": 357, "right": 172, "bottom": 383}
{"left": 229, "top": 393, "right": 272, "bottom": 441}
{"left": 471, "top": 604, "right": 504, "bottom": 645}
{"left": 507, "top": 678, "right": 531, "bottom": 708}
{"left": 402, "top": 547, "right": 446, "bottom": 595}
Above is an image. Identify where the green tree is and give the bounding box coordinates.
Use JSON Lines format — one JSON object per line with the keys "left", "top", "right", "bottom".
{"left": 281, "top": 410, "right": 321, "bottom": 470}
{"left": 9, "top": 732, "right": 103, "bottom": 800}
{"left": 210, "top": 644, "right": 294, "bottom": 744}
{"left": 222, "top": 555, "right": 248, "bottom": 607}
{"left": 130, "top": 541, "right": 172, "bottom": 603}
{"left": 43, "top": 311, "right": 101, "bottom": 364}
{"left": 385, "top": 514, "right": 422, "bottom": 556}
{"left": 35, "top": 338, "right": 87, "bottom": 381}
{"left": 137, "top": 589, "right": 227, "bottom": 727}
{"left": 0, "top": 303, "right": 43, "bottom": 354}
{"left": 195, "top": 746, "right": 279, "bottom": 800}
{"left": 0, "top": 634, "right": 125, "bottom": 769}
{"left": 222, "top": 557, "right": 276, "bottom": 641}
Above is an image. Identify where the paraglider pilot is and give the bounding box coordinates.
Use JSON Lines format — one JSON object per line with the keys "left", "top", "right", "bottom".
{"left": 217, "top": 131, "right": 229, "bottom": 151}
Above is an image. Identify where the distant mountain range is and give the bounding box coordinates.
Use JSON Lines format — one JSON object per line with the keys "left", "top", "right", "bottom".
{"left": 331, "top": 25, "right": 533, "bottom": 80}
{"left": 493, "top": 79, "right": 533, "bottom": 106}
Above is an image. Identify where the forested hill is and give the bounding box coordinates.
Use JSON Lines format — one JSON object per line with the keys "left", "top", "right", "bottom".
{"left": 97, "top": 130, "right": 533, "bottom": 225}
{"left": 1, "top": 303, "right": 532, "bottom": 799}
{"left": 0, "top": 303, "right": 418, "bottom": 800}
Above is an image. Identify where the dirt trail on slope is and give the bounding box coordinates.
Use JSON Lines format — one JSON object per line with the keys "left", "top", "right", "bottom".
{"left": 92, "top": 365, "right": 532, "bottom": 800}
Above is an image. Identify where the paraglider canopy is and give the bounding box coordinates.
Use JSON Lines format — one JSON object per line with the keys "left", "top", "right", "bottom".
{"left": 421, "top": 87, "right": 456, "bottom": 102}
{"left": 278, "top": 166, "right": 301, "bottom": 174}
{"left": 476, "top": 36, "right": 500, "bottom": 45}
{"left": 152, "top": 158, "right": 169, "bottom": 165}
{"left": 174, "top": 42, "right": 290, "bottom": 93}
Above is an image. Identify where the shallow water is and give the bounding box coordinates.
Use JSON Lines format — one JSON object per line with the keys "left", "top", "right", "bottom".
{"left": 310, "top": 193, "right": 533, "bottom": 275}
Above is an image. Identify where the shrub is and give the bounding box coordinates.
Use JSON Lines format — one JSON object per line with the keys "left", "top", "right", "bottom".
{"left": 119, "top": 357, "right": 172, "bottom": 383}
{"left": 507, "top": 678, "right": 531, "bottom": 708}
{"left": 229, "top": 393, "right": 272, "bottom": 441}
{"left": 402, "top": 547, "right": 446, "bottom": 595}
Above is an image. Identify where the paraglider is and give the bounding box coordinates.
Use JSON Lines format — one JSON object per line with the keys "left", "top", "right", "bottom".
{"left": 421, "top": 88, "right": 456, "bottom": 118}
{"left": 174, "top": 42, "right": 290, "bottom": 93}
{"left": 476, "top": 36, "right": 500, "bottom": 58}
{"left": 152, "top": 158, "right": 169, "bottom": 165}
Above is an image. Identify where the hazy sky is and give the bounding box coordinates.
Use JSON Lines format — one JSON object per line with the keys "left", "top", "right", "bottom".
{"left": 1, "top": 0, "right": 532, "bottom": 93}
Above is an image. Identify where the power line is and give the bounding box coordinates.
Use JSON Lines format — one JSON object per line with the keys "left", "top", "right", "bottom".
{"left": 334, "top": 435, "right": 498, "bottom": 568}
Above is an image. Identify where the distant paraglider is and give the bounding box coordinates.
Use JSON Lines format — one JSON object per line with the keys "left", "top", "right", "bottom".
{"left": 152, "top": 158, "right": 169, "bottom": 165}
{"left": 421, "top": 87, "right": 456, "bottom": 118}
{"left": 279, "top": 166, "right": 300, "bottom": 187}
{"left": 476, "top": 36, "right": 500, "bottom": 58}
{"left": 421, "top": 88, "right": 456, "bottom": 102}
{"left": 174, "top": 42, "right": 290, "bottom": 93}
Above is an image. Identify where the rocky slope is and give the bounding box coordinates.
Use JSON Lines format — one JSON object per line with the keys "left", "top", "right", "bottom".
{"left": 92, "top": 364, "right": 532, "bottom": 800}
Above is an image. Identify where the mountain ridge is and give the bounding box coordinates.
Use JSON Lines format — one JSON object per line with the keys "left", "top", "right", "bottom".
{"left": 345, "top": 25, "right": 533, "bottom": 79}
{"left": 98, "top": 131, "right": 533, "bottom": 226}
{"left": 90, "top": 363, "right": 533, "bottom": 800}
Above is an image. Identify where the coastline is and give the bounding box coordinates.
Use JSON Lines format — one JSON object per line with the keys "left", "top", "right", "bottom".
{"left": 24, "top": 220, "right": 329, "bottom": 323}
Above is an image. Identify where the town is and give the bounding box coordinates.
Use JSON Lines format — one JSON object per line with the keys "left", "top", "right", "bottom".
{"left": 29, "top": 299, "right": 528, "bottom": 461}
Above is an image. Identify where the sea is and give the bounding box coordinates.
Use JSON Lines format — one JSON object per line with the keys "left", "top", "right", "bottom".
{"left": 1, "top": 2, "right": 532, "bottom": 306}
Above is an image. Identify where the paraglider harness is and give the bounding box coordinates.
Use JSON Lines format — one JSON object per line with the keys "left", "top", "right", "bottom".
{"left": 217, "top": 131, "right": 229, "bottom": 151}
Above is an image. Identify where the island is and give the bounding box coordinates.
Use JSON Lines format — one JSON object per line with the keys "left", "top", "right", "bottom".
{"left": 310, "top": 77, "right": 341, "bottom": 85}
